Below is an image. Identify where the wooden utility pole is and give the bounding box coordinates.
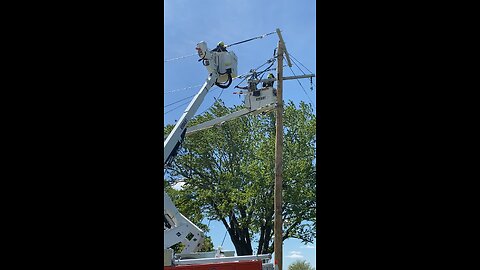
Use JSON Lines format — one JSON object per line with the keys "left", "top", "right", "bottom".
{"left": 273, "top": 28, "right": 314, "bottom": 270}
{"left": 274, "top": 28, "right": 287, "bottom": 270}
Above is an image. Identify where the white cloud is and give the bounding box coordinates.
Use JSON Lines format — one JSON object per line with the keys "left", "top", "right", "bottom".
{"left": 286, "top": 251, "right": 304, "bottom": 259}
{"left": 287, "top": 254, "right": 304, "bottom": 259}
{"left": 300, "top": 244, "right": 315, "bottom": 249}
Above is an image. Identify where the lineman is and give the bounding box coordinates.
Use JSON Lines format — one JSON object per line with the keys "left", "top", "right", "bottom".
{"left": 262, "top": 73, "right": 275, "bottom": 87}
{"left": 211, "top": 41, "right": 228, "bottom": 52}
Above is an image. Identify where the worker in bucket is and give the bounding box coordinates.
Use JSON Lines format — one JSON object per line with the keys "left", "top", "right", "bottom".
{"left": 263, "top": 73, "right": 275, "bottom": 87}
{"left": 235, "top": 70, "right": 261, "bottom": 96}
{"left": 212, "top": 41, "right": 228, "bottom": 52}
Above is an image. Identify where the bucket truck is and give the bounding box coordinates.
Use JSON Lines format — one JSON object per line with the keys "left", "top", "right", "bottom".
{"left": 164, "top": 41, "right": 274, "bottom": 270}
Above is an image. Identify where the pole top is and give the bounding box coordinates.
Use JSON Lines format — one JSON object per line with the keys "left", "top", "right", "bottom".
{"left": 275, "top": 29, "right": 292, "bottom": 67}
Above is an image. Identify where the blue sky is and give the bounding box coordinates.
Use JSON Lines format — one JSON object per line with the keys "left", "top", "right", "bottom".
{"left": 165, "top": 0, "right": 317, "bottom": 268}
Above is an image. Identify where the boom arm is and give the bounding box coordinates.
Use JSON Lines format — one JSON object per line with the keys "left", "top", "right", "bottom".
{"left": 164, "top": 41, "right": 238, "bottom": 255}
{"left": 164, "top": 40, "right": 237, "bottom": 166}
{"left": 164, "top": 73, "right": 218, "bottom": 166}
{"left": 185, "top": 103, "right": 275, "bottom": 136}
{"left": 163, "top": 74, "right": 217, "bottom": 254}
{"left": 164, "top": 191, "right": 205, "bottom": 253}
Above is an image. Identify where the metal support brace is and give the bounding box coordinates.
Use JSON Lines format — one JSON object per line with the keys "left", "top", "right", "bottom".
{"left": 185, "top": 105, "right": 275, "bottom": 136}
{"left": 174, "top": 254, "right": 272, "bottom": 265}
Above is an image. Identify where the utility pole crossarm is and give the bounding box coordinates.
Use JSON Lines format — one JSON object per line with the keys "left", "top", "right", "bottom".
{"left": 283, "top": 74, "right": 315, "bottom": 80}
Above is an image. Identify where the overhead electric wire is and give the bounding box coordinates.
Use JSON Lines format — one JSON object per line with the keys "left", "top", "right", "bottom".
{"left": 234, "top": 48, "right": 278, "bottom": 89}
{"left": 165, "top": 59, "right": 277, "bottom": 115}
{"left": 233, "top": 60, "right": 272, "bottom": 88}
{"left": 261, "top": 66, "right": 278, "bottom": 73}
{"left": 164, "top": 84, "right": 203, "bottom": 94}
{"left": 289, "top": 53, "right": 315, "bottom": 74}
{"left": 164, "top": 86, "right": 216, "bottom": 115}
{"left": 165, "top": 63, "right": 271, "bottom": 118}
{"left": 164, "top": 30, "right": 276, "bottom": 63}
{"left": 164, "top": 83, "right": 225, "bottom": 116}
{"left": 164, "top": 94, "right": 197, "bottom": 108}
{"left": 164, "top": 53, "right": 197, "bottom": 63}
{"left": 257, "top": 50, "right": 277, "bottom": 75}
{"left": 290, "top": 57, "right": 307, "bottom": 75}
{"left": 165, "top": 70, "right": 255, "bottom": 118}
{"left": 289, "top": 53, "right": 316, "bottom": 88}
{"left": 285, "top": 56, "right": 316, "bottom": 109}
{"left": 236, "top": 60, "right": 270, "bottom": 86}
{"left": 164, "top": 32, "right": 279, "bottom": 117}
{"left": 164, "top": 100, "right": 192, "bottom": 115}
{"left": 197, "top": 88, "right": 225, "bottom": 116}
{"left": 226, "top": 31, "right": 276, "bottom": 48}
{"left": 289, "top": 56, "right": 317, "bottom": 92}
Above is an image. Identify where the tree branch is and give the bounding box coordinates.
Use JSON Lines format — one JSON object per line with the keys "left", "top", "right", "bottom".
{"left": 283, "top": 220, "right": 301, "bottom": 241}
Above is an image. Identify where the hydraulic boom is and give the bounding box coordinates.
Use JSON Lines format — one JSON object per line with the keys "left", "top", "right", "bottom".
{"left": 164, "top": 41, "right": 237, "bottom": 255}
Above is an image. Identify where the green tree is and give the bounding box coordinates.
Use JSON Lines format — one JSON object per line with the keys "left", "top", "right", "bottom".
{"left": 288, "top": 260, "right": 315, "bottom": 270}
{"left": 164, "top": 100, "right": 316, "bottom": 256}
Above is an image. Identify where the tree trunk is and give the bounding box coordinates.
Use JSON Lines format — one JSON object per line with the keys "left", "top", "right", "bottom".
{"left": 230, "top": 233, "right": 253, "bottom": 255}
{"left": 220, "top": 213, "right": 253, "bottom": 256}
{"left": 257, "top": 224, "right": 265, "bottom": 254}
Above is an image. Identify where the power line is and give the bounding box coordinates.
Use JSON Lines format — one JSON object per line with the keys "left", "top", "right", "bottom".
{"left": 164, "top": 84, "right": 222, "bottom": 116}
{"left": 197, "top": 86, "right": 226, "bottom": 116}
{"left": 285, "top": 56, "right": 316, "bottom": 109}
{"left": 234, "top": 56, "right": 277, "bottom": 88}
{"left": 164, "top": 100, "right": 192, "bottom": 115}
{"left": 164, "top": 84, "right": 203, "bottom": 94}
{"left": 289, "top": 54, "right": 315, "bottom": 74}
{"left": 164, "top": 45, "right": 279, "bottom": 117}
{"left": 290, "top": 56, "right": 307, "bottom": 75}
{"left": 289, "top": 56, "right": 316, "bottom": 91}
{"left": 289, "top": 53, "right": 316, "bottom": 88}
{"left": 164, "top": 53, "right": 197, "bottom": 63}
{"left": 164, "top": 70, "right": 254, "bottom": 117}
{"left": 164, "top": 66, "right": 269, "bottom": 100}
{"left": 226, "top": 31, "right": 276, "bottom": 48}
{"left": 164, "top": 94, "right": 197, "bottom": 108}
{"left": 164, "top": 30, "right": 276, "bottom": 63}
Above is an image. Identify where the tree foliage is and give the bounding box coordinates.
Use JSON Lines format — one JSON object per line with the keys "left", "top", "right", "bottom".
{"left": 164, "top": 100, "right": 316, "bottom": 256}
{"left": 288, "top": 260, "right": 315, "bottom": 270}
